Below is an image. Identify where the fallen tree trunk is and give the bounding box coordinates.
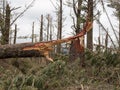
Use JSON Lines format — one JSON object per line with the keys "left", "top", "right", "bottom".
{"left": 0, "top": 43, "right": 44, "bottom": 59}
{"left": 0, "top": 21, "right": 92, "bottom": 61}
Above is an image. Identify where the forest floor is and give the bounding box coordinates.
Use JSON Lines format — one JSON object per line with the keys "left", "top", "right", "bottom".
{"left": 0, "top": 50, "right": 120, "bottom": 90}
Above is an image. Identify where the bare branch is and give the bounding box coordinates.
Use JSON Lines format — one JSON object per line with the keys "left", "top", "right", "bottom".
{"left": 100, "top": 0, "right": 119, "bottom": 44}
{"left": 73, "top": 0, "right": 77, "bottom": 17}
{"left": 10, "top": 0, "right": 36, "bottom": 26}
{"left": 70, "top": 13, "right": 76, "bottom": 30}
{"left": 50, "top": 0, "right": 57, "bottom": 10}
{"left": 95, "top": 17, "right": 116, "bottom": 49}
{"left": 11, "top": 7, "right": 21, "bottom": 11}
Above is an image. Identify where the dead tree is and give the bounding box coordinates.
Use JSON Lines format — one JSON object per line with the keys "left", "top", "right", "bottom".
{"left": 39, "top": 15, "right": 43, "bottom": 42}
{"left": 13, "top": 24, "right": 17, "bottom": 44}
{"left": 105, "top": 31, "right": 108, "bottom": 51}
{"left": 49, "top": 16, "right": 53, "bottom": 41}
{"left": 57, "top": 0, "right": 63, "bottom": 53}
{"left": 46, "top": 14, "right": 50, "bottom": 41}
{"left": 32, "top": 22, "right": 35, "bottom": 43}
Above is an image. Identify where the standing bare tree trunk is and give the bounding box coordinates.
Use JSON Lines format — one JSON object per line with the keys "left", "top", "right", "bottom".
{"left": 57, "top": 0, "right": 62, "bottom": 53}
{"left": 32, "top": 22, "right": 34, "bottom": 43}
{"left": 98, "top": 13, "right": 101, "bottom": 47}
{"left": 2, "top": 0, "right": 5, "bottom": 19}
{"left": 46, "top": 14, "right": 50, "bottom": 41}
{"left": 13, "top": 24, "right": 17, "bottom": 44}
{"left": 1, "top": 4, "right": 10, "bottom": 45}
{"left": 50, "top": 17, "right": 53, "bottom": 41}
{"left": 87, "top": 0, "right": 93, "bottom": 50}
{"left": 119, "top": 14, "right": 120, "bottom": 49}
{"left": 105, "top": 31, "right": 108, "bottom": 51}
{"left": 40, "top": 15, "right": 43, "bottom": 42}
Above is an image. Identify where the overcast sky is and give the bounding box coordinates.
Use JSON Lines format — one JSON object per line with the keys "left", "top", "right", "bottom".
{"left": 7, "top": 0, "right": 117, "bottom": 45}
{"left": 7, "top": 0, "right": 74, "bottom": 43}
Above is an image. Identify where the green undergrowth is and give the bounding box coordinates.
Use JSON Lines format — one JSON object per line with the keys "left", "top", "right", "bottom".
{"left": 0, "top": 50, "right": 120, "bottom": 90}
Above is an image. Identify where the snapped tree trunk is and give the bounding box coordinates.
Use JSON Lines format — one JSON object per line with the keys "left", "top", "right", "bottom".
{"left": 69, "top": 0, "right": 86, "bottom": 67}
{"left": 0, "top": 21, "right": 92, "bottom": 60}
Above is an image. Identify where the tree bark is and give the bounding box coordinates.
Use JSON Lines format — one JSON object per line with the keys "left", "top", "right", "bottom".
{"left": 57, "top": 0, "right": 62, "bottom": 53}
{"left": 118, "top": 14, "right": 120, "bottom": 49}
{"left": 1, "top": 4, "right": 10, "bottom": 45}
{"left": 46, "top": 14, "right": 50, "bottom": 41}
{"left": 40, "top": 15, "right": 43, "bottom": 42}
{"left": 0, "top": 43, "right": 44, "bottom": 59}
{"left": 76, "top": 0, "right": 82, "bottom": 33}
{"left": 13, "top": 24, "right": 17, "bottom": 44}
{"left": 87, "top": 0, "right": 93, "bottom": 50}
{"left": 32, "top": 22, "right": 34, "bottom": 43}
